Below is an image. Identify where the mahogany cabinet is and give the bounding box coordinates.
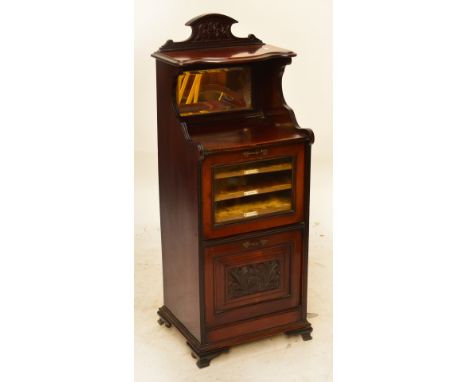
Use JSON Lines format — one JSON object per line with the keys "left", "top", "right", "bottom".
{"left": 152, "top": 14, "right": 315, "bottom": 368}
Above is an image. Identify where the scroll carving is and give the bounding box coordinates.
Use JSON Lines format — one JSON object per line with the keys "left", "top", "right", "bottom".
{"left": 159, "top": 13, "right": 263, "bottom": 52}
{"left": 227, "top": 260, "right": 280, "bottom": 299}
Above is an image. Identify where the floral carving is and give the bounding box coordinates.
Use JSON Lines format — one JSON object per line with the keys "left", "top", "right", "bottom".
{"left": 227, "top": 260, "right": 280, "bottom": 299}
{"left": 193, "top": 22, "right": 231, "bottom": 41}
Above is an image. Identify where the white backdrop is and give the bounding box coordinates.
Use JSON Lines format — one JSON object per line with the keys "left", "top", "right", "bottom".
{"left": 3, "top": 1, "right": 468, "bottom": 380}
{"left": 134, "top": 2, "right": 332, "bottom": 380}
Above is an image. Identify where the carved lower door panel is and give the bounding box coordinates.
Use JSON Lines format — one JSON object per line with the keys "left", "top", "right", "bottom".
{"left": 204, "top": 229, "right": 302, "bottom": 329}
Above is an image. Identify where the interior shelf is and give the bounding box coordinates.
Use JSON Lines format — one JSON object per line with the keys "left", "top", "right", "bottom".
{"left": 215, "top": 178, "right": 292, "bottom": 202}
{"left": 215, "top": 162, "right": 292, "bottom": 179}
{"left": 215, "top": 193, "right": 292, "bottom": 223}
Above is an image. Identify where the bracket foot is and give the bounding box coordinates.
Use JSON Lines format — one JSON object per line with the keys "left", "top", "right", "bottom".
{"left": 285, "top": 325, "right": 313, "bottom": 341}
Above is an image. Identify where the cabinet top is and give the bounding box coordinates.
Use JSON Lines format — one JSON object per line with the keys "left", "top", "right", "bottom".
{"left": 151, "top": 13, "right": 296, "bottom": 66}
{"left": 152, "top": 44, "right": 296, "bottom": 66}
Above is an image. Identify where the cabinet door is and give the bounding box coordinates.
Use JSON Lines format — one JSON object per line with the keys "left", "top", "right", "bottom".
{"left": 202, "top": 143, "right": 305, "bottom": 239}
{"left": 204, "top": 229, "right": 302, "bottom": 329}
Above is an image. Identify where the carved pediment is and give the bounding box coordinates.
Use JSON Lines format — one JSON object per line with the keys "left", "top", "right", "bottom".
{"left": 159, "top": 13, "right": 263, "bottom": 52}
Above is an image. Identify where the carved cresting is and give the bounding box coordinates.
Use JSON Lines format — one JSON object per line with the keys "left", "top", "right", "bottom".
{"left": 227, "top": 260, "right": 280, "bottom": 299}
{"left": 159, "top": 13, "right": 264, "bottom": 52}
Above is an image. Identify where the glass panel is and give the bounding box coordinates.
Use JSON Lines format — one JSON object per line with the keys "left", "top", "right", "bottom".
{"left": 214, "top": 157, "right": 294, "bottom": 224}
{"left": 176, "top": 67, "right": 251, "bottom": 116}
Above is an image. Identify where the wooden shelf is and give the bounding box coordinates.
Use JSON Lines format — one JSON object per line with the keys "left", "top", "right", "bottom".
{"left": 215, "top": 162, "right": 292, "bottom": 180}
{"left": 190, "top": 125, "right": 311, "bottom": 153}
{"left": 215, "top": 181, "right": 292, "bottom": 202}
{"left": 215, "top": 195, "right": 292, "bottom": 223}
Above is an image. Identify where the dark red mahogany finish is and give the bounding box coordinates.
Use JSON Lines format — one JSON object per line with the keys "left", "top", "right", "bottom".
{"left": 152, "top": 14, "right": 315, "bottom": 368}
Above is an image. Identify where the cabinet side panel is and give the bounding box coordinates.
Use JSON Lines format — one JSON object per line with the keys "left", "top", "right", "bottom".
{"left": 301, "top": 143, "right": 311, "bottom": 321}
{"left": 156, "top": 61, "right": 201, "bottom": 340}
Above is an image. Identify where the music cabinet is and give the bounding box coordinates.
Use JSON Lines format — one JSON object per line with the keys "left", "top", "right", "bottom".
{"left": 152, "top": 14, "right": 315, "bottom": 368}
